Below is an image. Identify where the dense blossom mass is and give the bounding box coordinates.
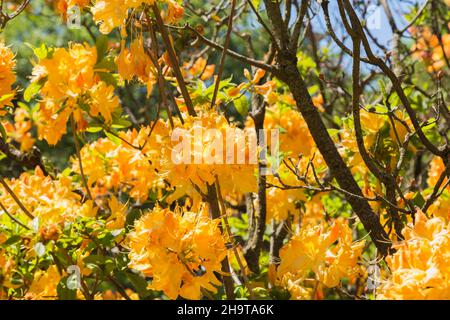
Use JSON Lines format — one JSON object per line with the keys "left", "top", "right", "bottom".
{"left": 0, "top": 42, "right": 16, "bottom": 115}
{"left": 127, "top": 206, "right": 227, "bottom": 299}
{"left": 0, "top": 0, "right": 449, "bottom": 301}
{"left": 378, "top": 211, "right": 450, "bottom": 299}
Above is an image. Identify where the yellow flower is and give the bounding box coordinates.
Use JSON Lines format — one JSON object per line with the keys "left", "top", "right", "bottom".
{"left": 2, "top": 108, "right": 35, "bottom": 152}
{"left": 73, "top": 125, "right": 168, "bottom": 202}
{"left": 31, "top": 42, "right": 121, "bottom": 144}
{"left": 262, "top": 105, "right": 315, "bottom": 158}
{"left": 74, "top": 111, "right": 256, "bottom": 205}
{"left": 88, "top": 82, "right": 120, "bottom": 123}
{"left": 378, "top": 210, "right": 450, "bottom": 299}
{"left": 106, "top": 196, "right": 127, "bottom": 230}
{"left": 0, "top": 42, "right": 16, "bottom": 114}
{"left": 91, "top": 0, "right": 129, "bottom": 34}
{"left": 0, "top": 249, "right": 16, "bottom": 290}
{"left": 38, "top": 43, "right": 97, "bottom": 99}
{"left": 184, "top": 57, "right": 215, "bottom": 81}
{"left": 116, "top": 36, "right": 156, "bottom": 96}
{"left": 277, "top": 219, "right": 365, "bottom": 294}
{"left": 127, "top": 206, "right": 227, "bottom": 300}
{"left": 91, "top": 0, "right": 161, "bottom": 33}
{"left": 428, "top": 157, "right": 448, "bottom": 191}
{"left": 279, "top": 272, "right": 314, "bottom": 300}
{"left": 428, "top": 191, "right": 450, "bottom": 221}
{"left": 0, "top": 167, "right": 88, "bottom": 227}
{"left": 25, "top": 266, "right": 61, "bottom": 300}
{"left": 116, "top": 42, "right": 134, "bottom": 81}
{"left": 35, "top": 100, "right": 72, "bottom": 145}
{"left": 164, "top": 0, "right": 184, "bottom": 24}
{"left": 165, "top": 111, "right": 257, "bottom": 203}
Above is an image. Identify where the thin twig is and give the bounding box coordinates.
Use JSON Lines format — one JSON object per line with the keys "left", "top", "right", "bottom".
{"left": 210, "top": 0, "right": 237, "bottom": 108}
{"left": 151, "top": 4, "right": 197, "bottom": 116}
{"left": 0, "top": 200, "right": 30, "bottom": 230}
{"left": 70, "top": 115, "right": 93, "bottom": 201}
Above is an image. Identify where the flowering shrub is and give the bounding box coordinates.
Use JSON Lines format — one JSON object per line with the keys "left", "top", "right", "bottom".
{"left": 0, "top": 0, "right": 449, "bottom": 301}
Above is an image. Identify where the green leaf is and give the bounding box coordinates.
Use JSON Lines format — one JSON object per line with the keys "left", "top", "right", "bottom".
{"left": 126, "top": 271, "right": 150, "bottom": 297}
{"left": 86, "top": 125, "right": 103, "bottom": 133}
{"left": 252, "top": 0, "right": 261, "bottom": 10}
{"left": 412, "top": 192, "right": 425, "bottom": 208}
{"left": 33, "top": 43, "right": 49, "bottom": 59}
{"left": 0, "top": 123, "right": 7, "bottom": 142}
{"left": 57, "top": 278, "right": 77, "bottom": 300}
{"left": 125, "top": 209, "right": 143, "bottom": 231}
{"left": 0, "top": 93, "right": 14, "bottom": 104}
{"left": 111, "top": 118, "right": 132, "bottom": 129}
{"left": 95, "top": 56, "right": 117, "bottom": 72}
{"left": 105, "top": 131, "right": 121, "bottom": 145}
{"left": 2, "top": 235, "right": 22, "bottom": 246}
{"left": 378, "top": 80, "right": 387, "bottom": 99}
{"left": 205, "top": 77, "right": 233, "bottom": 96}
{"left": 98, "top": 72, "right": 118, "bottom": 87}
{"left": 422, "top": 118, "right": 436, "bottom": 132}
{"left": 297, "top": 51, "right": 317, "bottom": 75}
{"left": 61, "top": 167, "right": 73, "bottom": 177}
{"left": 24, "top": 81, "right": 43, "bottom": 102}
{"left": 233, "top": 95, "right": 249, "bottom": 117}
{"left": 95, "top": 35, "right": 109, "bottom": 63}
{"left": 307, "top": 85, "right": 319, "bottom": 95}
{"left": 327, "top": 128, "right": 340, "bottom": 137}
{"left": 84, "top": 254, "right": 108, "bottom": 266}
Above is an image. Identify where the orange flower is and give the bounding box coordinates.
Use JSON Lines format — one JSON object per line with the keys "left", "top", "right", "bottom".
{"left": 116, "top": 36, "right": 156, "bottom": 96}
{"left": 31, "top": 42, "right": 121, "bottom": 144}
{"left": 379, "top": 210, "right": 450, "bottom": 299}
{"left": 277, "top": 219, "right": 365, "bottom": 298}
{"left": 411, "top": 26, "right": 450, "bottom": 73}
{"left": 127, "top": 206, "right": 227, "bottom": 299}
{"left": 88, "top": 82, "right": 120, "bottom": 123}
{"left": 164, "top": 0, "right": 184, "bottom": 24}
{"left": 0, "top": 42, "right": 16, "bottom": 115}
{"left": 91, "top": 0, "right": 129, "bottom": 34}
{"left": 2, "top": 108, "right": 35, "bottom": 151}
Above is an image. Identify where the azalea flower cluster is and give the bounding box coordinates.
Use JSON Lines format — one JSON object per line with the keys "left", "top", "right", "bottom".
{"left": 0, "top": 165, "right": 132, "bottom": 299}
{"left": 165, "top": 111, "right": 257, "bottom": 202}
{"left": 127, "top": 206, "right": 227, "bottom": 299}
{"left": 277, "top": 219, "right": 365, "bottom": 299}
{"left": 339, "top": 108, "right": 411, "bottom": 175}
{"left": 263, "top": 105, "right": 315, "bottom": 158}
{"left": 425, "top": 157, "right": 450, "bottom": 221}
{"left": 1, "top": 0, "right": 449, "bottom": 302}
{"left": 266, "top": 161, "right": 325, "bottom": 224}
{"left": 30, "top": 43, "right": 120, "bottom": 145}
{"left": 24, "top": 265, "right": 61, "bottom": 300}
{"left": 378, "top": 210, "right": 450, "bottom": 299}
{"left": 0, "top": 42, "right": 16, "bottom": 115}
{"left": 116, "top": 35, "right": 157, "bottom": 96}
{"left": 72, "top": 124, "right": 170, "bottom": 201}
{"left": 91, "top": 0, "right": 183, "bottom": 34}
{"left": 74, "top": 111, "right": 257, "bottom": 205}
{"left": 0, "top": 167, "right": 94, "bottom": 227}
{"left": 410, "top": 25, "right": 450, "bottom": 73}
